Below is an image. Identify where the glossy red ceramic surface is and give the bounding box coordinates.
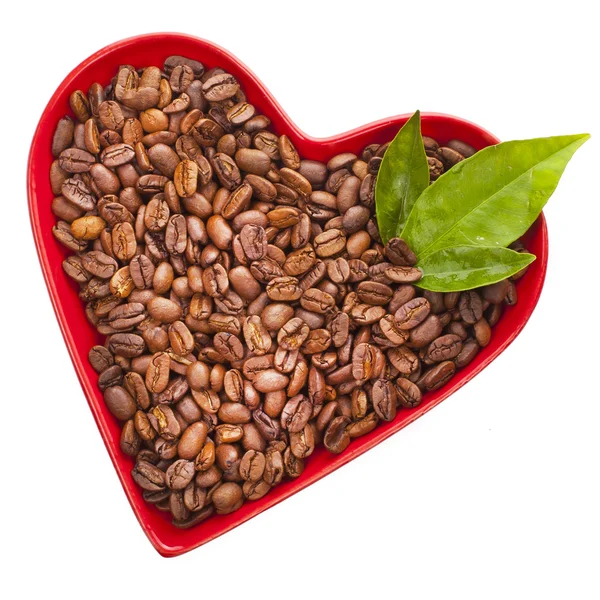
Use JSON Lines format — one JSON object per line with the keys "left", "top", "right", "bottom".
{"left": 28, "top": 33, "right": 548, "bottom": 557}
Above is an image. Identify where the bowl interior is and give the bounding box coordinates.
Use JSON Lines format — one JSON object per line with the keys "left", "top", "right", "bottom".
{"left": 28, "top": 33, "right": 547, "bottom": 557}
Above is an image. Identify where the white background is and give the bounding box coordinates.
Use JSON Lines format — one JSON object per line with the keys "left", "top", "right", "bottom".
{"left": 2, "top": 1, "right": 599, "bottom": 598}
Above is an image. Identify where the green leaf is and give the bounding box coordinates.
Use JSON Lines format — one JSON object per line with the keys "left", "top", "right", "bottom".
{"left": 416, "top": 246, "right": 536, "bottom": 292}
{"left": 401, "top": 134, "right": 590, "bottom": 257}
{"left": 375, "top": 110, "right": 429, "bottom": 244}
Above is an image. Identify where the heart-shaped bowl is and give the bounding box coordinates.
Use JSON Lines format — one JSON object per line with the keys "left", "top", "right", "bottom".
{"left": 28, "top": 33, "right": 548, "bottom": 557}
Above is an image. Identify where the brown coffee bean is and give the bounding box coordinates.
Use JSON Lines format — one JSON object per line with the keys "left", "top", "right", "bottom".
{"left": 277, "top": 317, "right": 310, "bottom": 350}
{"left": 371, "top": 379, "right": 397, "bottom": 421}
{"left": 239, "top": 450, "right": 266, "bottom": 482}
{"left": 385, "top": 266, "right": 422, "bottom": 283}
{"left": 101, "top": 143, "right": 135, "bottom": 168}
{"left": 420, "top": 361, "right": 456, "bottom": 391}
{"left": 283, "top": 447, "right": 305, "bottom": 478}
{"left": 145, "top": 351, "right": 171, "bottom": 393}
{"left": 395, "top": 297, "right": 431, "bottom": 330}
{"left": 394, "top": 378, "right": 423, "bottom": 408}
{"left": 203, "top": 73, "right": 239, "bottom": 101}
{"left": 166, "top": 459, "right": 195, "bottom": 490}
{"left": 300, "top": 288, "right": 335, "bottom": 313}
{"left": 314, "top": 228, "right": 346, "bottom": 257}
{"left": 253, "top": 369, "right": 289, "bottom": 393}
{"left": 266, "top": 276, "right": 303, "bottom": 302}
{"left": 290, "top": 424, "right": 315, "bottom": 459}
{"left": 213, "top": 424, "right": 243, "bottom": 444}
{"left": 406, "top": 315, "right": 441, "bottom": 349}
{"left": 356, "top": 281, "right": 394, "bottom": 306}
{"left": 89, "top": 346, "right": 114, "bottom": 373}
{"left": 384, "top": 238, "right": 417, "bottom": 266}
{"left": 280, "top": 395, "right": 312, "bottom": 433}
{"left": 107, "top": 333, "right": 145, "bottom": 357}
{"left": 352, "top": 343, "right": 379, "bottom": 381}
{"left": 148, "top": 297, "right": 183, "bottom": 324}
{"left": 173, "top": 159, "right": 198, "bottom": 198}
{"left": 454, "top": 339, "right": 479, "bottom": 368}
{"left": 242, "top": 316, "right": 272, "bottom": 355}
{"left": 132, "top": 460, "right": 166, "bottom": 492}
{"left": 426, "top": 334, "right": 463, "bottom": 362}
{"left": 112, "top": 222, "right": 137, "bottom": 261}
{"left": 439, "top": 146, "right": 465, "bottom": 168}
{"left": 104, "top": 385, "right": 136, "bottom": 421}
{"left": 70, "top": 216, "right": 106, "bottom": 241}
{"left": 473, "top": 318, "right": 491, "bottom": 347}
{"left": 324, "top": 416, "right": 351, "bottom": 454}
{"left": 458, "top": 291, "right": 483, "bottom": 324}
{"left": 387, "top": 346, "right": 420, "bottom": 376}
{"left": 195, "top": 439, "right": 216, "bottom": 473}
{"left": 59, "top": 148, "right": 96, "bottom": 173}
{"left": 346, "top": 413, "right": 379, "bottom": 438}
{"left": 273, "top": 135, "right": 298, "bottom": 169}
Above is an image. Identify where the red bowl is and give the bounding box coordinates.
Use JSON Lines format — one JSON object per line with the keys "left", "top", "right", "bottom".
{"left": 27, "top": 33, "right": 548, "bottom": 557}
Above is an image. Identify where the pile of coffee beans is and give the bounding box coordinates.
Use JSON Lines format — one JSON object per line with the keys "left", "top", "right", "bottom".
{"left": 50, "top": 55, "right": 528, "bottom": 528}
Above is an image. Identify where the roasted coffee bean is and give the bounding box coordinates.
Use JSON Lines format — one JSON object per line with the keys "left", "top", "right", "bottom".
{"left": 385, "top": 266, "right": 422, "bottom": 283}
{"left": 454, "top": 338, "right": 480, "bottom": 368}
{"left": 387, "top": 346, "right": 420, "bottom": 375}
{"left": 426, "top": 334, "right": 463, "bottom": 362}
{"left": 352, "top": 343, "right": 380, "bottom": 381}
{"left": 371, "top": 379, "right": 397, "bottom": 421}
{"left": 482, "top": 280, "right": 509, "bottom": 305}
{"left": 166, "top": 459, "right": 195, "bottom": 490}
{"left": 289, "top": 424, "right": 315, "bottom": 458}
{"left": 266, "top": 276, "right": 303, "bottom": 301}
{"left": 458, "top": 291, "right": 483, "bottom": 324}
{"left": 239, "top": 450, "right": 266, "bottom": 482}
{"left": 145, "top": 351, "right": 171, "bottom": 393}
{"left": 241, "top": 316, "right": 271, "bottom": 355}
{"left": 394, "top": 377, "right": 422, "bottom": 409}
{"left": 277, "top": 317, "right": 310, "bottom": 351}
{"left": 314, "top": 228, "right": 346, "bottom": 257}
{"left": 183, "top": 480, "right": 207, "bottom": 513}
{"left": 100, "top": 143, "right": 135, "bottom": 168}
{"left": 281, "top": 395, "right": 312, "bottom": 433}
{"left": 346, "top": 413, "right": 379, "bottom": 438}
{"left": 120, "top": 420, "right": 142, "bottom": 456}
{"left": 214, "top": 332, "right": 244, "bottom": 361}
{"left": 439, "top": 146, "right": 465, "bottom": 168}
{"left": 395, "top": 297, "right": 431, "bottom": 330}
{"left": 53, "top": 116, "right": 76, "bottom": 157}
{"left": 350, "top": 303, "right": 386, "bottom": 325}
{"left": 108, "top": 333, "right": 145, "bottom": 357}
{"left": 408, "top": 315, "right": 443, "bottom": 349}
{"left": 173, "top": 159, "right": 198, "bottom": 198}
{"left": 132, "top": 460, "right": 166, "bottom": 492}
{"left": 263, "top": 448, "right": 284, "bottom": 485}
{"left": 420, "top": 361, "right": 456, "bottom": 391}
{"left": 164, "top": 55, "right": 204, "bottom": 78}
{"left": 473, "top": 318, "right": 491, "bottom": 347}
{"left": 243, "top": 479, "right": 271, "bottom": 500}
{"left": 89, "top": 345, "right": 114, "bottom": 373}
{"left": 384, "top": 238, "right": 417, "bottom": 266}
{"left": 324, "top": 416, "right": 351, "bottom": 454}
{"left": 300, "top": 288, "right": 335, "bottom": 313}
{"left": 356, "top": 281, "right": 393, "bottom": 306}
{"left": 98, "top": 364, "right": 123, "bottom": 390}
{"left": 148, "top": 297, "right": 183, "bottom": 323}
{"left": 104, "top": 385, "right": 136, "bottom": 420}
